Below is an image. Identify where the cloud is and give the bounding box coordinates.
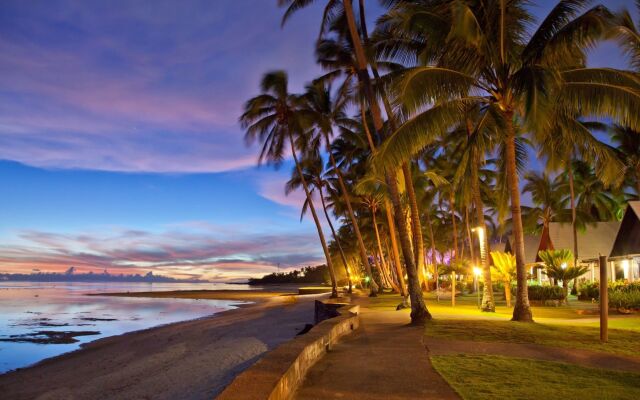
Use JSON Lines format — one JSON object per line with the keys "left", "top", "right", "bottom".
{"left": 0, "top": 0, "right": 323, "bottom": 173}
{"left": 0, "top": 224, "right": 325, "bottom": 281}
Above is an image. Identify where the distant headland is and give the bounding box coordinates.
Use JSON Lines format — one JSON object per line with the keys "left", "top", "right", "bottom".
{"left": 0, "top": 267, "right": 204, "bottom": 283}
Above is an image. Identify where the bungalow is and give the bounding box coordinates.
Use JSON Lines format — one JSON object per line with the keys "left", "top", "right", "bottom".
{"left": 609, "top": 201, "right": 640, "bottom": 282}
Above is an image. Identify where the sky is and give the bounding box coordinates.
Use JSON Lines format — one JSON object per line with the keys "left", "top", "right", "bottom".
{"left": 0, "top": 0, "right": 636, "bottom": 281}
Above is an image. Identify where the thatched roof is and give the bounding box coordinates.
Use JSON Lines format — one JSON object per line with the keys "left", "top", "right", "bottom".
{"left": 610, "top": 202, "right": 640, "bottom": 259}
{"left": 491, "top": 235, "right": 540, "bottom": 265}
{"left": 547, "top": 221, "right": 621, "bottom": 262}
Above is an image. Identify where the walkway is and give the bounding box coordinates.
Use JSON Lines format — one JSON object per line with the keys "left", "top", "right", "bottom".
{"left": 294, "top": 298, "right": 460, "bottom": 400}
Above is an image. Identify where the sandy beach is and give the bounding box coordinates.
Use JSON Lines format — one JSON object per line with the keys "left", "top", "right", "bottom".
{"left": 0, "top": 290, "right": 320, "bottom": 400}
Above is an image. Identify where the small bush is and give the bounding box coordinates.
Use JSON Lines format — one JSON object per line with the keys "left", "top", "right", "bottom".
{"left": 578, "top": 281, "right": 640, "bottom": 310}
{"left": 578, "top": 282, "right": 599, "bottom": 300}
{"left": 528, "top": 285, "right": 565, "bottom": 301}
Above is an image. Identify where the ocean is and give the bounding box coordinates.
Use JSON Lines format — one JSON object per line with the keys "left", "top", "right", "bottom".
{"left": 0, "top": 281, "right": 251, "bottom": 373}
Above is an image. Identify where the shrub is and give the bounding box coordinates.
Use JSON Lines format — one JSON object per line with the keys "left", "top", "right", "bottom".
{"left": 528, "top": 285, "right": 565, "bottom": 301}
{"left": 577, "top": 281, "right": 640, "bottom": 310}
{"left": 578, "top": 282, "right": 600, "bottom": 300}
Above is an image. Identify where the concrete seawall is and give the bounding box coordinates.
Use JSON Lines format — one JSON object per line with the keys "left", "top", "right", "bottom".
{"left": 216, "top": 303, "right": 360, "bottom": 400}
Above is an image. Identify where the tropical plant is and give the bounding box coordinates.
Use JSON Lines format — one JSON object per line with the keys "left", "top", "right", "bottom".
{"left": 538, "top": 249, "right": 588, "bottom": 301}
{"left": 490, "top": 251, "right": 517, "bottom": 308}
{"left": 279, "top": 0, "right": 431, "bottom": 323}
{"left": 240, "top": 71, "right": 339, "bottom": 297}
{"left": 374, "top": 0, "right": 639, "bottom": 321}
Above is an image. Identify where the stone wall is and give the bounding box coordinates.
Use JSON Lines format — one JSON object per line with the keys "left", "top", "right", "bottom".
{"left": 216, "top": 303, "right": 360, "bottom": 400}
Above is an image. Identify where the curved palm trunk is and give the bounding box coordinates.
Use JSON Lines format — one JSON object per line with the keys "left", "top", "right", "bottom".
{"left": 360, "top": 101, "right": 407, "bottom": 297}
{"left": 384, "top": 199, "right": 408, "bottom": 298}
{"left": 344, "top": 0, "right": 429, "bottom": 323}
{"left": 323, "top": 132, "right": 376, "bottom": 295}
{"left": 372, "top": 205, "right": 400, "bottom": 293}
{"left": 470, "top": 150, "right": 496, "bottom": 312}
{"left": 318, "top": 184, "right": 352, "bottom": 293}
{"left": 288, "top": 133, "right": 338, "bottom": 298}
{"left": 358, "top": 0, "right": 426, "bottom": 275}
{"left": 504, "top": 115, "right": 533, "bottom": 322}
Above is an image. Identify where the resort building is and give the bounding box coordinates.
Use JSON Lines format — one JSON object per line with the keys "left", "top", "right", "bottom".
{"left": 609, "top": 201, "right": 640, "bottom": 282}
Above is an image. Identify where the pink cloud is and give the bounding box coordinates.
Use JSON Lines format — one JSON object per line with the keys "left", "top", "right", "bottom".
{"left": 0, "top": 225, "right": 324, "bottom": 281}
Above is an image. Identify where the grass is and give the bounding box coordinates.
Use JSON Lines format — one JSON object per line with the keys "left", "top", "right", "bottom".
{"left": 425, "top": 319, "right": 640, "bottom": 357}
{"left": 367, "top": 292, "right": 640, "bottom": 356}
{"left": 431, "top": 354, "right": 640, "bottom": 400}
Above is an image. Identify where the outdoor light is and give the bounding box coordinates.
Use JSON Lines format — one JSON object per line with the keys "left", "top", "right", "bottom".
{"left": 622, "top": 259, "right": 630, "bottom": 279}
{"left": 561, "top": 262, "right": 567, "bottom": 270}
{"left": 364, "top": 276, "right": 370, "bottom": 283}
{"left": 473, "top": 266, "right": 482, "bottom": 277}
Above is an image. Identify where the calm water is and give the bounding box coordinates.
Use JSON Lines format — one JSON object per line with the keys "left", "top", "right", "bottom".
{"left": 0, "top": 281, "right": 252, "bottom": 374}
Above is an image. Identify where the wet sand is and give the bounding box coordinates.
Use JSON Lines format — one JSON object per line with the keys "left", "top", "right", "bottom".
{"left": 0, "top": 290, "right": 320, "bottom": 400}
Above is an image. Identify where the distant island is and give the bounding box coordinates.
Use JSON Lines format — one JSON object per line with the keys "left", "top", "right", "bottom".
{"left": 248, "top": 265, "right": 328, "bottom": 285}
{"left": 0, "top": 267, "right": 204, "bottom": 283}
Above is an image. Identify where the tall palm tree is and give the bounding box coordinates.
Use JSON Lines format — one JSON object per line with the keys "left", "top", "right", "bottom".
{"left": 285, "top": 154, "right": 353, "bottom": 293}
{"left": 241, "top": 71, "right": 339, "bottom": 297}
{"left": 280, "top": 0, "right": 431, "bottom": 323}
{"left": 300, "top": 81, "right": 379, "bottom": 294}
{"left": 374, "top": 0, "right": 639, "bottom": 321}
{"left": 522, "top": 171, "right": 568, "bottom": 233}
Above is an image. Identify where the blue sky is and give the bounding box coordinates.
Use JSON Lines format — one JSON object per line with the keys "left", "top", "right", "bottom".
{"left": 0, "top": 0, "right": 635, "bottom": 281}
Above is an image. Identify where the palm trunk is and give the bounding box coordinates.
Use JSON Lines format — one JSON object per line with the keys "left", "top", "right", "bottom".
{"left": 505, "top": 282, "right": 512, "bottom": 308}
{"left": 384, "top": 199, "right": 408, "bottom": 297}
{"left": 451, "top": 271, "right": 456, "bottom": 306}
{"left": 372, "top": 205, "right": 400, "bottom": 293}
{"left": 289, "top": 133, "right": 338, "bottom": 298}
{"left": 344, "top": 0, "right": 429, "bottom": 323}
{"left": 449, "top": 191, "right": 459, "bottom": 260}
{"left": 357, "top": 0, "right": 426, "bottom": 275}
{"left": 319, "top": 184, "right": 352, "bottom": 293}
{"left": 470, "top": 148, "right": 496, "bottom": 312}
{"left": 465, "top": 207, "right": 475, "bottom": 265}
{"left": 567, "top": 156, "right": 578, "bottom": 268}
{"left": 324, "top": 131, "right": 377, "bottom": 295}
{"left": 504, "top": 114, "right": 533, "bottom": 322}
{"left": 426, "top": 208, "right": 439, "bottom": 293}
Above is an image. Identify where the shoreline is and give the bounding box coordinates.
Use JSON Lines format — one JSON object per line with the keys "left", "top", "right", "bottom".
{"left": 0, "top": 290, "right": 321, "bottom": 400}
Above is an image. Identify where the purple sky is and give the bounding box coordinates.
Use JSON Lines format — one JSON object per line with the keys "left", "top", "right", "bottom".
{"left": 0, "top": 0, "right": 636, "bottom": 281}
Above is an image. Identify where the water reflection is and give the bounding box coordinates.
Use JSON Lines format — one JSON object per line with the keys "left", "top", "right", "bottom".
{"left": 0, "top": 282, "right": 250, "bottom": 373}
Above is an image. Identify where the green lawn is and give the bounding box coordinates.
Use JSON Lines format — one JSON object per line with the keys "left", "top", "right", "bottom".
{"left": 431, "top": 354, "right": 640, "bottom": 400}
{"left": 367, "top": 292, "right": 640, "bottom": 356}
{"left": 425, "top": 318, "right": 640, "bottom": 357}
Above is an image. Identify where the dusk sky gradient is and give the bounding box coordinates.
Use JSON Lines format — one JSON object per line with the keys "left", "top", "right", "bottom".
{"left": 0, "top": 0, "right": 635, "bottom": 281}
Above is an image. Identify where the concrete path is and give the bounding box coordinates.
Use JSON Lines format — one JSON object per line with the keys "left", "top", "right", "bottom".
{"left": 294, "top": 299, "right": 460, "bottom": 400}
{"left": 425, "top": 337, "right": 640, "bottom": 373}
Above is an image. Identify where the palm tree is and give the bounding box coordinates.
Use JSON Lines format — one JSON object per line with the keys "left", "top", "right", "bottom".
{"left": 490, "top": 251, "right": 517, "bottom": 308}
{"left": 241, "top": 71, "right": 339, "bottom": 297}
{"left": 280, "top": 0, "right": 431, "bottom": 323}
{"left": 286, "top": 154, "right": 353, "bottom": 293}
{"left": 300, "top": 81, "right": 380, "bottom": 294}
{"left": 538, "top": 249, "right": 589, "bottom": 302}
{"left": 374, "top": 0, "right": 639, "bottom": 321}
{"left": 610, "top": 124, "right": 640, "bottom": 199}
{"left": 522, "top": 171, "right": 568, "bottom": 233}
